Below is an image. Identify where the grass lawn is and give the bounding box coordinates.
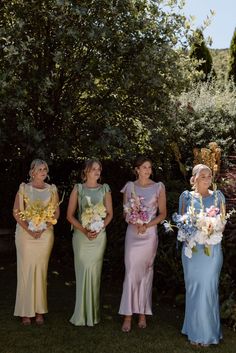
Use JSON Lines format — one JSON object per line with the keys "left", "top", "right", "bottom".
{"left": 0, "top": 261, "right": 235, "bottom": 353}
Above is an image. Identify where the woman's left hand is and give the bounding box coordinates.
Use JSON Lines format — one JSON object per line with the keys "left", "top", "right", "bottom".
{"left": 34, "top": 230, "right": 43, "bottom": 239}
{"left": 138, "top": 224, "right": 148, "bottom": 234}
{"left": 86, "top": 230, "right": 98, "bottom": 240}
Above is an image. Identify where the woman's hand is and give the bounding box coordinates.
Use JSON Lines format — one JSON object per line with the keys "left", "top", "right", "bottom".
{"left": 28, "top": 230, "right": 43, "bottom": 239}
{"left": 46, "top": 222, "right": 53, "bottom": 229}
{"left": 84, "top": 229, "right": 98, "bottom": 240}
{"left": 138, "top": 224, "right": 148, "bottom": 234}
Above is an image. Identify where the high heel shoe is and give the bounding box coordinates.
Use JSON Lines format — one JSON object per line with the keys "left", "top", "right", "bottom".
{"left": 121, "top": 317, "right": 132, "bottom": 333}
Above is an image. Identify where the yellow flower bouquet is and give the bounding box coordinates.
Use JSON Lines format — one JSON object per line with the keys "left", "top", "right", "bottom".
{"left": 16, "top": 193, "right": 61, "bottom": 231}
{"left": 81, "top": 196, "right": 106, "bottom": 233}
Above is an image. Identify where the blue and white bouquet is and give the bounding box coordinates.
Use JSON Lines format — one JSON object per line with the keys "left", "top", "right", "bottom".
{"left": 162, "top": 197, "right": 234, "bottom": 258}
{"left": 172, "top": 212, "right": 199, "bottom": 258}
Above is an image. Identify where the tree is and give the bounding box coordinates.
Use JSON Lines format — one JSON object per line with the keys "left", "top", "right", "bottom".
{"left": 0, "top": 0, "right": 192, "bottom": 164}
{"left": 172, "top": 78, "right": 236, "bottom": 170}
{"left": 228, "top": 28, "right": 236, "bottom": 84}
{"left": 189, "top": 29, "right": 215, "bottom": 81}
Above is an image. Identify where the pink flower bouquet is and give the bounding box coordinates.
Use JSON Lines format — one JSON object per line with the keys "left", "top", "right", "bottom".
{"left": 124, "top": 195, "right": 151, "bottom": 225}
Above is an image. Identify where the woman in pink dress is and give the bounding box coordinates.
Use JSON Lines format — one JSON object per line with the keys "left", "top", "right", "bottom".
{"left": 119, "top": 157, "right": 167, "bottom": 332}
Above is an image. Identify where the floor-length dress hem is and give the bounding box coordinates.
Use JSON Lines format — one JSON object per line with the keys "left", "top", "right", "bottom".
{"left": 14, "top": 183, "right": 55, "bottom": 318}
{"left": 70, "top": 183, "right": 109, "bottom": 326}
{"left": 119, "top": 182, "right": 164, "bottom": 316}
{"left": 179, "top": 190, "right": 224, "bottom": 345}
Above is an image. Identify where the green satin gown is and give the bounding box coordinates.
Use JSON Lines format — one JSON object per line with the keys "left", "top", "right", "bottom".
{"left": 70, "top": 183, "right": 110, "bottom": 326}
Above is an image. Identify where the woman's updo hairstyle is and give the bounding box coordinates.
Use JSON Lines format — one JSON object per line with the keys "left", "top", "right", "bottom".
{"left": 29, "top": 159, "right": 49, "bottom": 182}
{"left": 134, "top": 156, "right": 152, "bottom": 177}
{"left": 81, "top": 159, "right": 102, "bottom": 182}
{"left": 190, "top": 164, "right": 212, "bottom": 189}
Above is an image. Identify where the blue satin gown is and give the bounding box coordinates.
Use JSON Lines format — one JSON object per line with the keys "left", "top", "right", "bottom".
{"left": 179, "top": 190, "right": 225, "bottom": 345}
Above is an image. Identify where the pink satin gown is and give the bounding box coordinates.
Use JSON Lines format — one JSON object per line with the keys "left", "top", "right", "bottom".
{"left": 119, "top": 181, "right": 165, "bottom": 315}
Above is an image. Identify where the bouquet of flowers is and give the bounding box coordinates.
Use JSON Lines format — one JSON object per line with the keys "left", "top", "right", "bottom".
{"left": 123, "top": 194, "right": 151, "bottom": 225}
{"left": 16, "top": 193, "right": 60, "bottom": 232}
{"left": 171, "top": 212, "right": 198, "bottom": 258}
{"left": 194, "top": 206, "right": 225, "bottom": 248}
{"left": 81, "top": 196, "right": 106, "bottom": 233}
{"left": 171, "top": 204, "right": 230, "bottom": 258}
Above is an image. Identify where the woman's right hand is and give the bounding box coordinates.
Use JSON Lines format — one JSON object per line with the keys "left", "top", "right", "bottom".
{"left": 84, "top": 229, "right": 98, "bottom": 240}
{"left": 28, "top": 230, "right": 42, "bottom": 239}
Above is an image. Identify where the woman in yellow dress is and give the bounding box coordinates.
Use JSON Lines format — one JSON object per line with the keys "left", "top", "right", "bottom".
{"left": 13, "top": 159, "right": 60, "bottom": 325}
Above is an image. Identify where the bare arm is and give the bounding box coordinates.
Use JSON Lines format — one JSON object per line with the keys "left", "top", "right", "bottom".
{"left": 148, "top": 185, "right": 167, "bottom": 226}
{"left": 123, "top": 192, "right": 128, "bottom": 219}
{"left": 13, "top": 192, "right": 39, "bottom": 238}
{"left": 66, "top": 185, "right": 87, "bottom": 234}
{"left": 139, "top": 185, "right": 167, "bottom": 233}
{"left": 44, "top": 190, "right": 60, "bottom": 232}
{"left": 66, "top": 185, "right": 99, "bottom": 240}
{"left": 53, "top": 191, "right": 60, "bottom": 220}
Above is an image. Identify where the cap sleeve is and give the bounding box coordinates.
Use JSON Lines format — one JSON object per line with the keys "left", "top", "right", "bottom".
{"left": 50, "top": 184, "right": 57, "bottom": 192}
{"left": 156, "top": 182, "right": 165, "bottom": 197}
{"left": 216, "top": 190, "right": 225, "bottom": 206}
{"left": 18, "top": 183, "right": 26, "bottom": 211}
{"left": 102, "top": 183, "right": 111, "bottom": 193}
{"left": 179, "top": 190, "right": 190, "bottom": 214}
{"left": 50, "top": 184, "right": 58, "bottom": 205}
{"left": 120, "top": 181, "right": 133, "bottom": 195}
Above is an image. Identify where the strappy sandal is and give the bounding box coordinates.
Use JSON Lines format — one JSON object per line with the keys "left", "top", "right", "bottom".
{"left": 35, "top": 314, "right": 44, "bottom": 325}
{"left": 22, "top": 317, "right": 31, "bottom": 326}
{"left": 122, "top": 317, "right": 132, "bottom": 333}
{"left": 138, "top": 315, "right": 147, "bottom": 329}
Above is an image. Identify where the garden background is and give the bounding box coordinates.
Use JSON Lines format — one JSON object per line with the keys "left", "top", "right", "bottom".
{"left": 0, "top": 1, "right": 236, "bottom": 352}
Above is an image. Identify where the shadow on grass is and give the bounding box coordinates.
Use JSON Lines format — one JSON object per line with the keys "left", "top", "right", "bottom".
{"left": 0, "top": 260, "right": 235, "bottom": 353}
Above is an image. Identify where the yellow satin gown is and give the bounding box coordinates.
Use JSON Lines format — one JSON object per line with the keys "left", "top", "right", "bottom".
{"left": 14, "top": 183, "right": 57, "bottom": 318}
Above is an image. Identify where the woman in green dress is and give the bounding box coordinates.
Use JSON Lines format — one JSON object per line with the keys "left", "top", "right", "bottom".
{"left": 67, "top": 159, "right": 113, "bottom": 326}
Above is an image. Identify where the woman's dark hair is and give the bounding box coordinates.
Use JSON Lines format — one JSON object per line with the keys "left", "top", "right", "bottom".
{"left": 134, "top": 156, "right": 152, "bottom": 169}
{"left": 133, "top": 156, "right": 152, "bottom": 177}
{"left": 81, "top": 159, "right": 102, "bottom": 182}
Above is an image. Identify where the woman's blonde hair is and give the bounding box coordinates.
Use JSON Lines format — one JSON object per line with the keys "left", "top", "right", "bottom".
{"left": 29, "top": 159, "right": 49, "bottom": 181}
{"left": 81, "top": 159, "right": 102, "bottom": 182}
{"left": 190, "top": 164, "right": 212, "bottom": 189}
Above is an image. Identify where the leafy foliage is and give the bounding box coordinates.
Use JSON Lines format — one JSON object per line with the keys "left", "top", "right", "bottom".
{"left": 228, "top": 28, "right": 236, "bottom": 84}
{"left": 0, "top": 0, "right": 191, "bottom": 162}
{"left": 170, "top": 79, "right": 236, "bottom": 171}
{"left": 211, "top": 48, "right": 229, "bottom": 81}
{"left": 189, "top": 29, "right": 215, "bottom": 80}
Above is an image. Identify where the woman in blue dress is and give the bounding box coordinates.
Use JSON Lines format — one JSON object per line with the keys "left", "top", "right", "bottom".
{"left": 179, "top": 164, "right": 225, "bottom": 347}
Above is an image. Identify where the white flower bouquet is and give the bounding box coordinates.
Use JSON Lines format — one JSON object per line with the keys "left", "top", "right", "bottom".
{"left": 172, "top": 204, "right": 233, "bottom": 258}
{"left": 81, "top": 196, "right": 106, "bottom": 233}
